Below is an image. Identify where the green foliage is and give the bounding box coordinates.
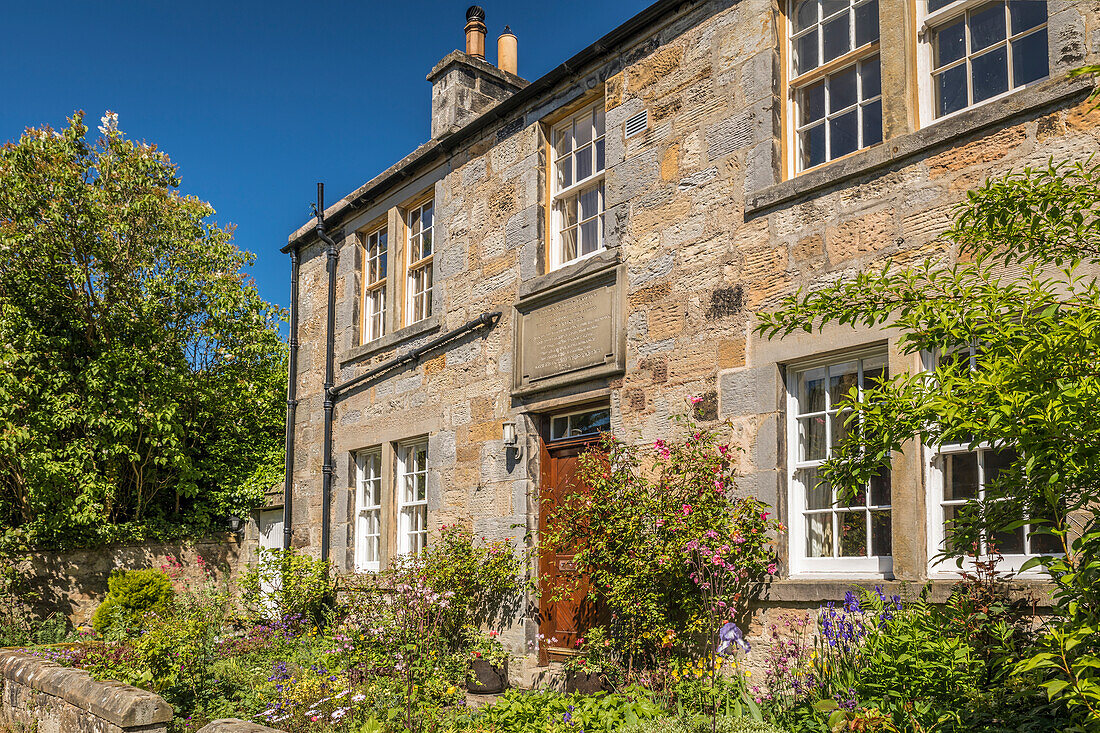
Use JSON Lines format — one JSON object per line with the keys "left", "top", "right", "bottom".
{"left": 92, "top": 568, "right": 174, "bottom": 635}
{"left": 421, "top": 523, "right": 526, "bottom": 641}
{"left": 240, "top": 547, "right": 336, "bottom": 624}
{"left": 464, "top": 688, "right": 664, "bottom": 733}
{"left": 542, "top": 413, "right": 779, "bottom": 666}
{"left": 756, "top": 160, "right": 1100, "bottom": 729}
{"left": 0, "top": 111, "right": 287, "bottom": 548}
{"left": 621, "top": 715, "right": 788, "bottom": 733}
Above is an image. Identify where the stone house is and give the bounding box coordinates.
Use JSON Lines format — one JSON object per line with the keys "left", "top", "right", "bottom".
{"left": 277, "top": 0, "right": 1100, "bottom": 679}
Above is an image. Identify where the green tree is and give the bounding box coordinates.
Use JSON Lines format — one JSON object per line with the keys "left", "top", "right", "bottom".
{"left": 0, "top": 111, "right": 286, "bottom": 546}
{"left": 756, "top": 159, "right": 1100, "bottom": 728}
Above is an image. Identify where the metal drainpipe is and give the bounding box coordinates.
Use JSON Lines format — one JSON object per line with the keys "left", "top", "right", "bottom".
{"left": 282, "top": 244, "right": 300, "bottom": 550}
{"left": 315, "top": 183, "right": 339, "bottom": 564}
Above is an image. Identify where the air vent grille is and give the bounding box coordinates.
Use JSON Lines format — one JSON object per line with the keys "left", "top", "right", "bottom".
{"left": 624, "top": 110, "right": 648, "bottom": 139}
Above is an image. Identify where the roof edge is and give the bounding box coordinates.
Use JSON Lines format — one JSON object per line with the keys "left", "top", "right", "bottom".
{"left": 284, "top": 0, "right": 691, "bottom": 253}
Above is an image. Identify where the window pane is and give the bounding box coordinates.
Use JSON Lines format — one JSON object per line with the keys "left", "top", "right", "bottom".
{"left": 838, "top": 483, "right": 866, "bottom": 507}
{"left": 557, "top": 154, "right": 573, "bottom": 189}
{"left": 831, "top": 411, "right": 850, "bottom": 449}
{"left": 935, "top": 64, "right": 969, "bottom": 116}
{"left": 830, "top": 110, "right": 859, "bottom": 159}
{"left": 801, "top": 467, "right": 832, "bottom": 509}
{"left": 832, "top": 65, "right": 859, "bottom": 110}
{"left": 579, "top": 185, "right": 600, "bottom": 220}
{"left": 822, "top": 13, "right": 852, "bottom": 63}
{"left": 855, "top": 0, "right": 879, "bottom": 46}
{"left": 1009, "top": 0, "right": 1046, "bottom": 33}
{"left": 821, "top": 0, "right": 847, "bottom": 19}
{"left": 551, "top": 416, "right": 568, "bottom": 440}
{"left": 972, "top": 46, "right": 1009, "bottom": 102}
{"left": 571, "top": 409, "right": 610, "bottom": 436}
{"left": 801, "top": 80, "right": 827, "bottom": 125}
{"left": 862, "top": 99, "right": 883, "bottom": 146}
{"left": 595, "top": 138, "right": 605, "bottom": 172}
{"left": 984, "top": 448, "right": 1017, "bottom": 488}
{"left": 408, "top": 207, "right": 421, "bottom": 236}
{"left": 840, "top": 512, "right": 868, "bottom": 557}
{"left": 807, "top": 514, "right": 834, "bottom": 557}
{"left": 801, "top": 123, "right": 827, "bottom": 169}
{"left": 575, "top": 144, "right": 593, "bottom": 181}
{"left": 580, "top": 218, "right": 599, "bottom": 255}
{"left": 560, "top": 228, "right": 578, "bottom": 262}
{"left": 870, "top": 469, "right": 890, "bottom": 505}
{"left": 970, "top": 3, "right": 1007, "bottom": 52}
{"left": 861, "top": 57, "right": 881, "bottom": 99}
{"left": 943, "top": 504, "right": 962, "bottom": 554}
{"left": 933, "top": 19, "right": 966, "bottom": 68}
{"left": 992, "top": 524, "right": 1025, "bottom": 554}
{"left": 1030, "top": 525, "right": 1062, "bottom": 555}
{"left": 871, "top": 511, "right": 891, "bottom": 556}
{"left": 555, "top": 125, "right": 572, "bottom": 156}
{"left": 795, "top": 0, "right": 818, "bottom": 32}
{"left": 799, "top": 367, "right": 827, "bottom": 413}
{"left": 928, "top": 0, "right": 953, "bottom": 10}
{"left": 945, "top": 453, "right": 979, "bottom": 500}
{"left": 829, "top": 361, "right": 859, "bottom": 406}
{"left": 796, "top": 30, "right": 820, "bottom": 75}
{"left": 800, "top": 415, "right": 827, "bottom": 460}
{"left": 574, "top": 114, "right": 593, "bottom": 147}
{"left": 1012, "top": 30, "right": 1048, "bottom": 86}
{"left": 421, "top": 202, "right": 433, "bottom": 230}
{"left": 594, "top": 107, "right": 605, "bottom": 136}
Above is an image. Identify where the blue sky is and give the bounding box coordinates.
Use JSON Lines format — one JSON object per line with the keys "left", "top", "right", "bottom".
{"left": 1, "top": 0, "right": 653, "bottom": 311}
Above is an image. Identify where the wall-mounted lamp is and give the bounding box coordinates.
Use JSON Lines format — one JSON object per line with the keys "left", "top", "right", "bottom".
{"left": 227, "top": 515, "right": 245, "bottom": 534}
{"left": 503, "top": 421, "right": 518, "bottom": 447}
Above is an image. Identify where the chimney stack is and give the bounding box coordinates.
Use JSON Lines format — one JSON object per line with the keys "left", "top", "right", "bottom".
{"left": 465, "top": 6, "right": 487, "bottom": 59}
{"left": 497, "top": 26, "right": 518, "bottom": 76}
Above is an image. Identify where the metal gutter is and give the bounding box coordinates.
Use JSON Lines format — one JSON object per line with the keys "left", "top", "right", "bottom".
{"left": 315, "top": 184, "right": 339, "bottom": 563}
{"left": 282, "top": 243, "right": 300, "bottom": 550}
{"left": 329, "top": 311, "right": 501, "bottom": 399}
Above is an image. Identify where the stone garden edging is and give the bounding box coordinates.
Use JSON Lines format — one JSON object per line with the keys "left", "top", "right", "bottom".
{"left": 197, "top": 720, "right": 289, "bottom": 733}
{"left": 0, "top": 649, "right": 173, "bottom": 733}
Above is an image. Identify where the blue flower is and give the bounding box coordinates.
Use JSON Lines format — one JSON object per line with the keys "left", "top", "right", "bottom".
{"left": 717, "top": 622, "right": 750, "bottom": 654}
{"left": 892, "top": 594, "right": 902, "bottom": 611}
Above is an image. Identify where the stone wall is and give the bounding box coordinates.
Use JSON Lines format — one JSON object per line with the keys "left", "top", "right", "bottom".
{"left": 0, "top": 651, "right": 172, "bottom": 733}
{"left": 20, "top": 536, "right": 242, "bottom": 627}
{"left": 281, "top": 0, "right": 1100, "bottom": 674}
{"left": 197, "top": 720, "right": 288, "bottom": 733}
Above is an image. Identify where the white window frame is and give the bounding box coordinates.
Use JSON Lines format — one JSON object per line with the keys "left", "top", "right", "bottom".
{"left": 405, "top": 200, "right": 433, "bottom": 326}
{"left": 921, "top": 346, "right": 1054, "bottom": 576}
{"left": 786, "top": 348, "right": 893, "bottom": 577}
{"left": 550, "top": 101, "right": 606, "bottom": 270}
{"left": 397, "top": 439, "right": 429, "bottom": 557}
{"left": 355, "top": 449, "right": 383, "bottom": 573}
{"left": 916, "top": 0, "right": 1049, "bottom": 127}
{"left": 549, "top": 406, "right": 611, "bottom": 441}
{"left": 361, "top": 226, "right": 387, "bottom": 343}
{"left": 786, "top": 0, "right": 883, "bottom": 176}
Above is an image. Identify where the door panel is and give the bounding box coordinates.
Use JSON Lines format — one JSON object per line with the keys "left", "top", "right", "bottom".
{"left": 539, "top": 438, "right": 600, "bottom": 663}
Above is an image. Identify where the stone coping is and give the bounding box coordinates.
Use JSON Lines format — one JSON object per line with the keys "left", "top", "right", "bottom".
{"left": 198, "top": 719, "right": 288, "bottom": 733}
{"left": 745, "top": 75, "right": 1094, "bottom": 216}
{"left": 0, "top": 649, "right": 173, "bottom": 727}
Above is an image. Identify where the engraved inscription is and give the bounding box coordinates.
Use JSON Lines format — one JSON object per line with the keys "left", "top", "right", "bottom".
{"left": 519, "top": 284, "right": 615, "bottom": 385}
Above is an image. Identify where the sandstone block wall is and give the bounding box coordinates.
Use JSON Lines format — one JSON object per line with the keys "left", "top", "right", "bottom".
{"left": 0, "top": 651, "right": 172, "bottom": 733}
{"left": 20, "top": 536, "right": 242, "bottom": 627}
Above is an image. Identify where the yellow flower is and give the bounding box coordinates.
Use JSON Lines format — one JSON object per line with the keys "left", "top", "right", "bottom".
{"left": 744, "top": 670, "right": 751, "bottom": 678}
{"left": 446, "top": 686, "right": 457, "bottom": 695}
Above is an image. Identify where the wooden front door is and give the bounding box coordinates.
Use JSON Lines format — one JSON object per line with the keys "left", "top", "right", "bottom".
{"left": 538, "top": 436, "right": 601, "bottom": 663}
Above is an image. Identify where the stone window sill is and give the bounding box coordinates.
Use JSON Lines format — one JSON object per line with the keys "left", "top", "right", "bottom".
{"left": 746, "top": 76, "right": 1093, "bottom": 216}
{"left": 339, "top": 314, "right": 442, "bottom": 365}
{"left": 519, "top": 247, "right": 621, "bottom": 301}
{"left": 763, "top": 577, "right": 1054, "bottom": 605}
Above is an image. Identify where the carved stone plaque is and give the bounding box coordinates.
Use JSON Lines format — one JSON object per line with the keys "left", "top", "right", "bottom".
{"left": 513, "top": 264, "right": 624, "bottom": 395}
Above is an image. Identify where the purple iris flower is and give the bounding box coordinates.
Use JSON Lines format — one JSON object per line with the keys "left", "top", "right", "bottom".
{"left": 717, "top": 622, "right": 750, "bottom": 654}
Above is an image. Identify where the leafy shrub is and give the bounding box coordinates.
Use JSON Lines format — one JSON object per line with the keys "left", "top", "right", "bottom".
{"left": 622, "top": 715, "right": 788, "bottom": 733}
{"left": 240, "top": 547, "right": 336, "bottom": 624}
{"left": 421, "top": 523, "right": 525, "bottom": 642}
{"left": 543, "top": 411, "right": 779, "bottom": 667}
{"left": 468, "top": 688, "right": 663, "bottom": 733}
{"left": 92, "top": 569, "right": 174, "bottom": 635}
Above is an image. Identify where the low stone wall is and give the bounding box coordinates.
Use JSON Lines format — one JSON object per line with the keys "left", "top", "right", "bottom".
{"left": 0, "top": 650, "right": 172, "bottom": 733}
{"left": 19, "top": 536, "right": 243, "bottom": 627}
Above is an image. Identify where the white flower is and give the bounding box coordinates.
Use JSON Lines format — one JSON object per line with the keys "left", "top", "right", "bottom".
{"left": 98, "top": 111, "right": 119, "bottom": 136}
{"left": 352, "top": 693, "right": 367, "bottom": 703}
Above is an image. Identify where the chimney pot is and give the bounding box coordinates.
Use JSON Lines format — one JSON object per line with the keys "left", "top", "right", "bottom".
{"left": 498, "top": 26, "right": 518, "bottom": 76}
{"left": 465, "top": 5, "right": 487, "bottom": 59}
